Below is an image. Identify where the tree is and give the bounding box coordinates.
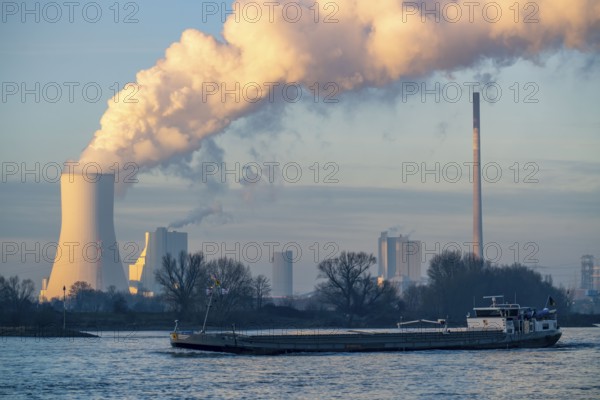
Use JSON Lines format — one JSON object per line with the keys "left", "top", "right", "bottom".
{"left": 69, "top": 281, "right": 103, "bottom": 312}
{"left": 105, "top": 286, "right": 128, "bottom": 314}
{"left": 253, "top": 275, "right": 271, "bottom": 309}
{"left": 406, "top": 251, "right": 570, "bottom": 321}
{"left": 0, "top": 275, "right": 35, "bottom": 325}
{"left": 316, "top": 251, "right": 399, "bottom": 326}
{"left": 205, "top": 258, "right": 254, "bottom": 320}
{"left": 155, "top": 251, "right": 207, "bottom": 318}
{"left": 0, "top": 275, "right": 35, "bottom": 313}
{"left": 69, "top": 281, "right": 93, "bottom": 298}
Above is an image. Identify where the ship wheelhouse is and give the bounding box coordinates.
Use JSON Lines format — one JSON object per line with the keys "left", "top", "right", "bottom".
{"left": 466, "top": 296, "right": 558, "bottom": 335}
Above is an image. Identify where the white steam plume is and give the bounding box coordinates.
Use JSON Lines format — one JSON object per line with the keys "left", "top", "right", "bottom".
{"left": 168, "top": 202, "right": 231, "bottom": 229}
{"left": 80, "top": 0, "right": 600, "bottom": 172}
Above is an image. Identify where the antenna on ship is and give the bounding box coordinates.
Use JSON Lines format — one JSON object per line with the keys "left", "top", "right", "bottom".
{"left": 201, "top": 285, "right": 216, "bottom": 334}
{"left": 483, "top": 295, "right": 504, "bottom": 307}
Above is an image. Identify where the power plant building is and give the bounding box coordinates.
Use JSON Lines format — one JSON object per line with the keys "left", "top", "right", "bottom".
{"left": 272, "top": 250, "right": 293, "bottom": 297}
{"left": 129, "top": 227, "right": 188, "bottom": 296}
{"left": 581, "top": 255, "right": 595, "bottom": 290}
{"left": 41, "top": 171, "right": 128, "bottom": 300}
{"left": 378, "top": 232, "right": 422, "bottom": 288}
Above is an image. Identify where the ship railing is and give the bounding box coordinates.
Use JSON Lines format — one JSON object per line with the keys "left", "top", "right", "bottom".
{"left": 202, "top": 320, "right": 508, "bottom": 340}
{"left": 204, "top": 324, "right": 353, "bottom": 339}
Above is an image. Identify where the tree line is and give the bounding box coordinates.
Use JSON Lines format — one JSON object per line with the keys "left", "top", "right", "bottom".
{"left": 153, "top": 251, "right": 402, "bottom": 327}
{"left": 155, "top": 252, "right": 271, "bottom": 324}
{"left": 0, "top": 275, "right": 36, "bottom": 324}
{"left": 403, "top": 250, "right": 570, "bottom": 322}
{"left": 0, "top": 249, "right": 576, "bottom": 329}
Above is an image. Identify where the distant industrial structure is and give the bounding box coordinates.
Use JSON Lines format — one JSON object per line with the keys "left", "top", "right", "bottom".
{"left": 40, "top": 171, "right": 128, "bottom": 301}
{"left": 272, "top": 250, "right": 293, "bottom": 297}
{"left": 129, "top": 227, "right": 188, "bottom": 296}
{"left": 580, "top": 254, "right": 595, "bottom": 290}
{"left": 571, "top": 255, "right": 600, "bottom": 314}
{"left": 377, "top": 231, "right": 422, "bottom": 293}
{"left": 472, "top": 92, "right": 483, "bottom": 259}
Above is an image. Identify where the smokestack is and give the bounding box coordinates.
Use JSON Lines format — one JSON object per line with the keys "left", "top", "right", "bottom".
{"left": 472, "top": 92, "right": 483, "bottom": 259}
{"left": 44, "top": 170, "right": 128, "bottom": 299}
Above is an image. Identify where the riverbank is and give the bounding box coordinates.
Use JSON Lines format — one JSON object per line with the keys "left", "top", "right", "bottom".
{"left": 2, "top": 309, "right": 598, "bottom": 336}
{"left": 1, "top": 326, "right": 98, "bottom": 337}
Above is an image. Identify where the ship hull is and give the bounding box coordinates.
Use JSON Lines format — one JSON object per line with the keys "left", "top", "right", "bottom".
{"left": 170, "top": 329, "right": 562, "bottom": 355}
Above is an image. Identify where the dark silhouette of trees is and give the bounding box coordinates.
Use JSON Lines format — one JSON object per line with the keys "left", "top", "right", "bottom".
{"left": 155, "top": 251, "right": 207, "bottom": 318}
{"left": 69, "top": 281, "right": 105, "bottom": 312}
{"left": 253, "top": 274, "right": 271, "bottom": 309}
{"left": 421, "top": 251, "right": 489, "bottom": 318}
{"left": 316, "top": 251, "right": 400, "bottom": 326}
{"left": 405, "top": 251, "right": 569, "bottom": 321}
{"left": 206, "top": 257, "right": 254, "bottom": 321}
{"left": 2, "top": 275, "right": 35, "bottom": 310}
{"left": 69, "top": 281, "right": 93, "bottom": 298}
{"left": 154, "top": 253, "right": 257, "bottom": 322}
{"left": 105, "top": 286, "right": 128, "bottom": 313}
{"left": 0, "top": 275, "right": 35, "bottom": 323}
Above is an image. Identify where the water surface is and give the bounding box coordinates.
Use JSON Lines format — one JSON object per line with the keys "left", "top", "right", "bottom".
{"left": 1, "top": 328, "right": 598, "bottom": 399}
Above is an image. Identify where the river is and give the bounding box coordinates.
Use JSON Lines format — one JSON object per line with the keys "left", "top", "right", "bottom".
{"left": 1, "top": 328, "right": 598, "bottom": 399}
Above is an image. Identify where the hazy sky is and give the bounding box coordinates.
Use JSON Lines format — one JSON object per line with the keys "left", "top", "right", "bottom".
{"left": 1, "top": 1, "right": 599, "bottom": 293}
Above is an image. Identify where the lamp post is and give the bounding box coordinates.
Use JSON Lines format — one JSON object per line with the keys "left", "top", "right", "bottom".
{"left": 62, "top": 285, "right": 66, "bottom": 330}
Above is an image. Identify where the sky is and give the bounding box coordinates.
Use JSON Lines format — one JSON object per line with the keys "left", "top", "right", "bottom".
{"left": 1, "top": 0, "right": 599, "bottom": 294}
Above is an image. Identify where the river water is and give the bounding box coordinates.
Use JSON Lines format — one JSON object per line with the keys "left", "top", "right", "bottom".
{"left": 1, "top": 328, "right": 599, "bottom": 399}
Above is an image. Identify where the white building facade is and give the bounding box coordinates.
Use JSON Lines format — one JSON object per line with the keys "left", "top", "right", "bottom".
{"left": 378, "top": 231, "right": 422, "bottom": 292}
{"left": 129, "top": 227, "right": 188, "bottom": 295}
{"left": 272, "top": 250, "right": 293, "bottom": 297}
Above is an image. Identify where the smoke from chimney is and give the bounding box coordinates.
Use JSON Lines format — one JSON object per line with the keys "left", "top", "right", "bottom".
{"left": 168, "top": 202, "right": 231, "bottom": 229}
{"left": 78, "top": 0, "right": 600, "bottom": 178}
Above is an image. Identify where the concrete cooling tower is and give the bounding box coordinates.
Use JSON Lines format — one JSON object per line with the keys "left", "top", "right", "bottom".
{"left": 42, "top": 171, "right": 128, "bottom": 299}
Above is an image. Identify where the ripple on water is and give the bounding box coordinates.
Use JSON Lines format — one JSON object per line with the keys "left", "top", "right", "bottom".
{"left": 1, "top": 328, "right": 599, "bottom": 399}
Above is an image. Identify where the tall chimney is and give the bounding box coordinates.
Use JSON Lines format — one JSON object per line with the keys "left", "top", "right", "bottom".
{"left": 44, "top": 170, "right": 128, "bottom": 299}
{"left": 473, "top": 92, "right": 483, "bottom": 259}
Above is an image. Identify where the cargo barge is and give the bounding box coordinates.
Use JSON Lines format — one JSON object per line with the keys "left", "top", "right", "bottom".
{"left": 170, "top": 296, "right": 561, "bottom": 355}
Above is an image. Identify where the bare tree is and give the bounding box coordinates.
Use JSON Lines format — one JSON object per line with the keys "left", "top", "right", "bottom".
{"left": 205, "top": 257, "right": 254, "bottom": 319}
{"left": 316, "top": 251, "right": 398, "bottom": 326}
{"left": 155, "top": 251, "right": 207, "bottom": 317}
{"left": 68, "top": 281, "right": 104, "bottom": 312}
{"left": 69, "top": 281, "right": 93, "bottom": 298}
{"left": 253, "top": 275, "right": 271, "bottom": 309}
{"left": 1, "top": 275, "right": 35, "bottom": 313}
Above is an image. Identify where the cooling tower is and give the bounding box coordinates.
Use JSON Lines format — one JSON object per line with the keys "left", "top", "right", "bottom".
{"left": 44, "top": 171, "right": 128, "bottom": 299}
{"left": 472, "top": 92, "right": 483, "bottom": 259}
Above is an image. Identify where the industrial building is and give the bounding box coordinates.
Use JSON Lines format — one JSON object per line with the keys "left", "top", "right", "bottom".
{"left": 377, "top": 231, "right": 422, "bottom": 289}
{"left": 571, "top": 254, "right": 600, "bottom": 313}
{"left": 272, "top": 250, "right": 293, "bottom": 297}
{"left": 40, "top": 171, "right": 128, "bottom": 301}
{"left": 581, "top": 254, "right": 595, "bottom": 290}
{"left": 129, "top": 227, "right": 188, "bottom": 296}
